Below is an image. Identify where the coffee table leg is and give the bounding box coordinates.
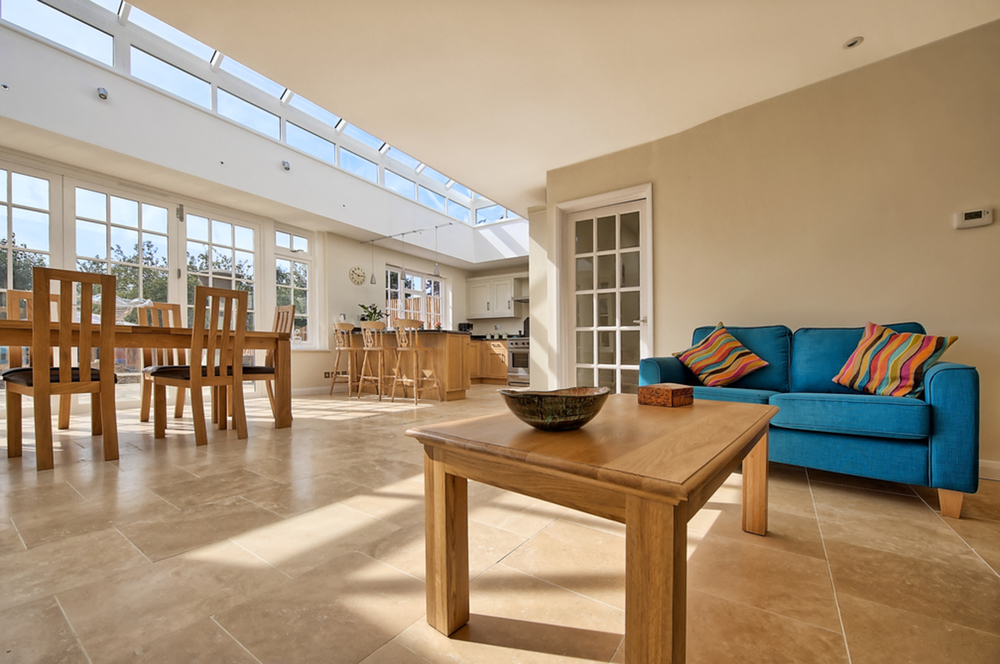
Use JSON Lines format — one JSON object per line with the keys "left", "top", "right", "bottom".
{"left": 742, "top": 429, "right": 769, "bottom": 535}
{"left": 424, "top": 446, "right": 469, "bottom": 635}
{"left": 625, "top": 495, "right": 686, "bottom": 664}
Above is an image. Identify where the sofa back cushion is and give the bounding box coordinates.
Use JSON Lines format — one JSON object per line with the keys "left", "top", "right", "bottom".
{"left": 691, "top": 325, "right": 791, "bottom": 392}
{"left": 791, "top": 323, "right": 926, "bottom": 394}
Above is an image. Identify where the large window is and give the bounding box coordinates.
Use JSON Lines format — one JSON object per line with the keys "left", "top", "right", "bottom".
{"left": 274, "top": 229, "right": 310, "bottom": 344}
{"left": 186, "top": 213, "right": 256, "bottom": 329}
{"left": 0, "top": 168, "right": 51, "bottom": 292}
{"left": 385, "top": 266, "right": 444, "bottom": 329}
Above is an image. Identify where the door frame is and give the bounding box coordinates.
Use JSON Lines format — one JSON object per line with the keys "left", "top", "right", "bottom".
{"left": 553, "top": 183, "right": 653, "bottom": 388}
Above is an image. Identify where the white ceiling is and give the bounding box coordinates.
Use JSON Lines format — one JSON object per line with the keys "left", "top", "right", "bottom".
{"left": 119, "top": 1, "right": 1000, "bottom": 213}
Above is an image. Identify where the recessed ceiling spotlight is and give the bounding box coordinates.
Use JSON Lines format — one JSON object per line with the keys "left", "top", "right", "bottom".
{"left": 843, "top": 36, "right": 864, "bottom": 49}
{"left": 1, "top": 84, "right": 9, "bottom": 90}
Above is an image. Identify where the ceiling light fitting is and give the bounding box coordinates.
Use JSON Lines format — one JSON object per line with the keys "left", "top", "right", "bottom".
{"left": 97, "top": 87, "right": 108, "bottom": 100}
{"left": 1, "top": 84, "right": 9, "bottom": 91}
{"left": 843, "top": 36, "right": 864, "bottom": 49}
{"left": 378, "top": 143, "right": 390, "bottom": 155}
{"left": 281, "top": 160, "right": 291, "bottom": 171}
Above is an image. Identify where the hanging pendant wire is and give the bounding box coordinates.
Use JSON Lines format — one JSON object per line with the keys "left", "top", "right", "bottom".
{"left": 433, "top": 226, "right": 440, "bottom": 276}
{"left": 369, "top": 241, "right": 376, "bottom": 284}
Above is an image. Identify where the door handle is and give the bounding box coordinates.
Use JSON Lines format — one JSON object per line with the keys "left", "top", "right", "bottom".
{"left": 633, "top": 317, "right": 648, "bottom": 325}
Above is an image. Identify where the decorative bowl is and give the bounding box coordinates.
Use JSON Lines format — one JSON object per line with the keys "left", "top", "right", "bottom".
{"left": 499, "top": 386, "right": 611, "bottom": 431}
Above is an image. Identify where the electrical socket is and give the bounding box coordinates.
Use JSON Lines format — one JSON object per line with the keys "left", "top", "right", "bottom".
{"left": 324, "top": 371, "right": 331, "bottom": 379}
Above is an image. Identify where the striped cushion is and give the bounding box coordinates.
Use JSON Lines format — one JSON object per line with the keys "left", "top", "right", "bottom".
{"left": 673, "top": 323, "right": 769, "bottom": 387}
{"left": 832, "top": 322, "right": 957, "bottom": 397}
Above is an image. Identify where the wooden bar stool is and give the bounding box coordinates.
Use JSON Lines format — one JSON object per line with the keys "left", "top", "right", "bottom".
{"left": 389, "top": 319, "right": 442, "bottom": 404}
{"left": 330, "top": 322, "right": 357, "bottom": 396}
{"left": 356, "top": 321, "right": 387, "bottom": 400}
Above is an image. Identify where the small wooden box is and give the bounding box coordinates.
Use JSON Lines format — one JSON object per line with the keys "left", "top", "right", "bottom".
{"left": 638, "top": 382, "right": 694, "bottom": 408}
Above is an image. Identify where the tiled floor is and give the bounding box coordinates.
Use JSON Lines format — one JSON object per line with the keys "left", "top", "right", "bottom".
{"left": 2, "top": 385, "right": 1000, "bottom": 663}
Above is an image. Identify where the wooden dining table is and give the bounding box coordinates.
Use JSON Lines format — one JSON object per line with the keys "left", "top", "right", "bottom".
{"left": 0, "top": 320, "right": 292, "bottom": 429}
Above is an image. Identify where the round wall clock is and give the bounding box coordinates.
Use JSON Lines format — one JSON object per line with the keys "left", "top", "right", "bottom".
{"left": 349, "top": 266, "right": 366, "bottom": 285}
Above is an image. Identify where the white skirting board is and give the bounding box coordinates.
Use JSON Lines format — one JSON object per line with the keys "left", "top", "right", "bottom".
{"left": 980, "top": 460, "right": 1000, "bottom": 481}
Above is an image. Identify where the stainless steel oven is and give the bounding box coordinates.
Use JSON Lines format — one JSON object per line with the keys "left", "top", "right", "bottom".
{"left": 507, "top": 338, "right": 530, "bottom": 386}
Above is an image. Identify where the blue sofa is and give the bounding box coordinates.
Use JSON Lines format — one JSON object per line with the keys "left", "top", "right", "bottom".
{"left": 639, "top": 324, "right": 980, "bottom": 517}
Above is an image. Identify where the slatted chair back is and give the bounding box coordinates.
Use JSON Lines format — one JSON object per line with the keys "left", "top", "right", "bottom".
{"left": 334, "top": 322, "right": 354, "bottom": 349}
{"left": 4, "top": 289, "right": 59, "bottom": 368}
{"left": 190, "top": 286, "right": 248, "bottom": 388}
{"left": 360, "top": 320, "right": 385, "bottom": 349}
{"left": 393, "top": 318, "right": 424, "bottom": 350}
{"left": 138, "top": 302, "right": 187, "bottom": 368}
{"left": 32, "top": 269, "right": 116, "bottom": 393}
{"left": 266, "top": 305, "right": 295, "bottom": 367}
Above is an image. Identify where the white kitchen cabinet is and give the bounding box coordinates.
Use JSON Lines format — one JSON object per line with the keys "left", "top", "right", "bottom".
{"left": 466, "top": 277, "right": 516, "bottom": 319}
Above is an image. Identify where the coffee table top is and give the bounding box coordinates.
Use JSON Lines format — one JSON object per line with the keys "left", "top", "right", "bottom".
{"left": 407, "top": 394, "right": 777, "bottom": 502}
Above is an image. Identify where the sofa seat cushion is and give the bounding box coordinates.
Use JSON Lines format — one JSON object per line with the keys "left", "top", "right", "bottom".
{"left": 693, "top": 386, "right": 779, "bottom": 405}
{"left": 769, "top": 392, "right": 930, "bottom": 440}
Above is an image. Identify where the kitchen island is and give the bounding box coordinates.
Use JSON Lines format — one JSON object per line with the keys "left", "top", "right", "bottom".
{"left": 350, "top": 329, "right": 472, "bottom": 401}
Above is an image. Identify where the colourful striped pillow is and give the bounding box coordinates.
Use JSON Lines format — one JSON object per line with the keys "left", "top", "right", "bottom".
{"left": 833, "top": 322, "right": 957, "bottom": 397}
{"left": 673, "top": 323, "right": 769, "bottom": 387}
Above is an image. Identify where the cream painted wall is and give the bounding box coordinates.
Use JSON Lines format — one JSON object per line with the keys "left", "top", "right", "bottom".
{"left": 537, "top": 20, "right": 1000, "bottom": 467}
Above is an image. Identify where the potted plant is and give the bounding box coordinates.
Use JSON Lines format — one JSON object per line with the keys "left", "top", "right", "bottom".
{"left": 358, "top": 303, "right": 384, "bottom": 322}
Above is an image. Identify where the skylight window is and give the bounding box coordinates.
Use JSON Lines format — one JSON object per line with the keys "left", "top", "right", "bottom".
{"left": 87, "top": 0, "right": 122, "bottom": 14}
{"left": 2, "top": 0, "right": 114, "bottom": 66}
{"left": 476, "top": 204, "right": 505, "bottom": 225}
{"left": 386, "top": 148, "right": 420, "bottom": 170}
{"left": 342, "top": 124, "right": 384, "bottom": 151}
{"left": 385, "top": 171, "right": 415, "bottom": 199}
{"left": 128, "top": 7, "right": 215, "bottom": 61}
{"left": 286, "top": 123, "right": 335, "bottom": 164}
{"left": 450, "top": 182, "right": 473, "bottom": 199}
{"left": 218, "top": 57, "right": 285, "bottom": 98}
{"left": 447, "top": 200, "right": 469, "bottom": 224}
{"left": 418, "top": 186, "right": 446, "bottom": 213}
{"left": 130, "top": 47, "right": 210, "bottom": 108}
{"left": 421, "top": 167, "right": 450, "bottom": 186}
{"left": 340, "top": 148, "right": 378, "bottom": 183}
{"left": 218, "top": 89, "right": 280, "bottom": 139}
{"left": 287, "top": 94, "right": 341, "bottom": 129}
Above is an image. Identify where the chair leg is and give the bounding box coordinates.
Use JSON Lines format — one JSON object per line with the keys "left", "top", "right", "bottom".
{"left": 91, "top": 392, "right": 103, "bottom": 436}
{"left": 390, "top": 352, "right": 403, "bottom": 402}
{"left": 34, "top": 393, "right": 54, "bottom": 471}
{"left": 99, "top": 381, "right": 119, "bottom": 462}
{"left": 174, "top": 386, "right": 186, "bottom": 419}
{"left": 232, "top": 381, "right": 248, "bottom": 440}
{"left": 939, "top": 489, "right": 964, "bottom": 519}
{"left": 413, "top": 352, "right": 419, "bottom": 405}
{"left": 6, "top": 389, "right": 22, "bottom": 458}
{"left": 57, "top": 394, "right": 71, "bottom": 430}
{"left": 153, "top": 383, "right": 167, "bottom": 439}
{"left": 210, "top": 387, "right": 219, "bottom": 424}
{"left": 330, "top": 349, "right": 340, "bottom": 395}
{"left": 190, "top": 384, "right": 208, "bottom": 446}
{"left": 217, "top": 386, "right": 229, "bottom": 430}
{"left": 140, "top": 377, "right": 152, "bottom": 422}
{"left": 265, "top": 379, "right": 276, "bottom": 419}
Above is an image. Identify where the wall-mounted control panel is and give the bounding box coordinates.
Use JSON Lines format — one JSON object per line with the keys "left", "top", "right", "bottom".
{"left": 954, "top": 208, "right": 993, "bottom": 229}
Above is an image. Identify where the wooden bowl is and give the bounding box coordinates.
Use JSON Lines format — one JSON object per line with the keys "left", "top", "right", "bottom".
{"left": 499, "top": 387, "right": 611, "bottom": 431}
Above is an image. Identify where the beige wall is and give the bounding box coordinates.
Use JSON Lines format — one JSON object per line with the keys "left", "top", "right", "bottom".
{"left": 537, "top": 20, "right": 1000, "bottom": 469}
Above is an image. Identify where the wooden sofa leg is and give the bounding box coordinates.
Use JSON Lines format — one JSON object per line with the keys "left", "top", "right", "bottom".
{"left": 939, "top": 489, "right": 964, "bottom": 519}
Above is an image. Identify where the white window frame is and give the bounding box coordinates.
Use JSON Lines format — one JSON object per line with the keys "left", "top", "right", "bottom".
{"left": 273, "top": 224, "right": 316, "bottom": 348}
{"left": 385, "top": 265, "right": 448, "bottom": 330}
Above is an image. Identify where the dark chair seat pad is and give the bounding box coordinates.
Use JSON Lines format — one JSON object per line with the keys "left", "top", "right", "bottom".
{"left": 1, "top": 367, "right": 112, "bottom": 387}
{"left": 241, "top": 365, "right": 275, "bottom": 376}
{"left": 143, "top": 365, "right": 244, "bottom": 380}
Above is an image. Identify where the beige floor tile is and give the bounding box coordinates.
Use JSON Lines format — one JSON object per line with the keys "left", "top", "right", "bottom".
{"left": 0, "top": 518, "right": 26, "bottom": 556}
{"left": 708, "top": 468, "right": 818, "bottom": 519}
{"left": 150, "top": 468, "right": 282, "bottom": 509}
{"left": 0, "top": 528, "right": 149, "bottom": 612}
{"left": 231, "top": 503, "right": 400, "bottom": 577}
{"left": 826, "top": 539, "right": 1000, "bottom": 635}
{"left": 340, "top": 478, "right": 427, "bottom": 527}
{"left": 961, "top": 479, "right": 1000, "bottom": 522}
{"left": 323, "top": 457, "right": 425, "bottom": 490}
{"left": 215, "top": 551, "right": 426, "bottom": 664}
{"left": 357, "top": 519, "right": 528, "bottom": 581}
{"left": 468, "top": 485, "right": 568, "bottom": 538}
{"left": 688, "top": 532, "right": 841, "bottom": 632}
{"left": 689, "top": 500, "right": 827, "bottom": 560}
{"left": 557, "top": 508, "right": 626, "bottom": 538}
{"left": 945, "top": 515, "right": 1000, "bottom": 574}
{"left": 359, "top": 641, "right": 431, "bottom": 664}
{"left": 239, "top": 472, "right": 365, "bottom": 517}
{"left": 57, "top": 539, "right": 288, "bottom": 663}
{"left": 397, "top": 564, "right": 624, "bottom": 663}
{"left": 838, "top": 593, "right": 1000, "bottom": 664}
{"left": 500, "top": 518, "right": 626, "bottom": 610}
{"left": 117, "top": 495, "right": 284, "bottom": 561}
{"left": 104, "top": 618, "right": 258, "bottom": 664}
{"left": 807, "top": 468, "right": 916, "bottom": 495}
{"left": 1, "top": 481, "right": 87, "bottom": 520}
{"left": 811, "top": 482, "right": 972, "bottom": 564}
{"left": 0, "top": 596, "right": 89, "bottom": 664}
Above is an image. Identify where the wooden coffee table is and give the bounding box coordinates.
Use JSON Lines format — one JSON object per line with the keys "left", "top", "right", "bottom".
{"left": 406, "top": 394, "right": 778, "bottom": 664}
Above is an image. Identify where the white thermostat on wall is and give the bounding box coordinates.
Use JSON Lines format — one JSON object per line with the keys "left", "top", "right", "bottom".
{"left": 954, "top": 208, "right": 993, "bottom": 229}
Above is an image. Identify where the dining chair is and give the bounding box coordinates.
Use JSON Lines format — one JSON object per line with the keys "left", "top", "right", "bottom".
{"left": 2, "top": 268, "right": 118, "bottom": 471}
{"left": 143, "top": 286, "right": 248, "bottom": 446}
{"left": 330, "top": 322, "right": 357, "bottom": 396}
{"left": 388, "top": 319, "right": 441, "bottom": 404}
{"left": 356, "top": 321, "right": 387, "bottom": 400}
{"left": 4, "top": 289, "right": 73, "bottom": 430}
{"left": 137, "top": 302, "right": 188, "bottom": 423}
{"left": 238, "top": 303, "right": 294, "bottom": 420}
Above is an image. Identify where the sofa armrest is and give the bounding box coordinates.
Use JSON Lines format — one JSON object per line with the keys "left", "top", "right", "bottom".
{"left": 639, "top": 357, "right": 692, "bottom": 387}
{"left": 924, "top": 362, "right": 979, "bottom": 493}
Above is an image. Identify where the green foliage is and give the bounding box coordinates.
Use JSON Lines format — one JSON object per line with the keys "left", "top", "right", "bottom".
{"left": 358, "top": 303, "right": 384, "bottom": 322}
